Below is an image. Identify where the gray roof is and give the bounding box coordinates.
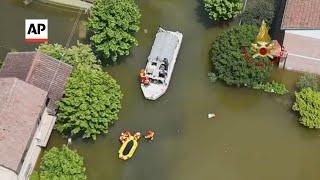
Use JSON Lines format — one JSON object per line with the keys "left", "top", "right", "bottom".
{"left": 148, "top": 30, "right": 179, "bottom": 62}
{"left": 0, "top": 78, "right": 47, "bottom": 172}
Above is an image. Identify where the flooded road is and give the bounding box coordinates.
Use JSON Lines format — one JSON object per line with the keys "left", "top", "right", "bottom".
{"left": 2, "top": 0, "right": 320, "bottom": 180}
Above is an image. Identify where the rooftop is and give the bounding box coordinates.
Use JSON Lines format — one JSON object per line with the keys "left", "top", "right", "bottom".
{"left": 0, "top": 52, "right": 72, "bottom": 114}
{"left": 282, "top": 0, "right": 320, "bottom": 29}
{"left": 0, "top": 78, "right": 47, "bottom": 172}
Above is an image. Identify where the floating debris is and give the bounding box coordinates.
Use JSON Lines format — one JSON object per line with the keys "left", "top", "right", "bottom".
{"left": 208, "top": 113, "right": 216, "bottom": 119}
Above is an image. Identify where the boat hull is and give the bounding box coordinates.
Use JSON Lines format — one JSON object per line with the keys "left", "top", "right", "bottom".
{"left": 118, "top": 136, "right": 138, "bottom": 160}
{"left": 141, "top": 28, "right": 183, "bottom": 100}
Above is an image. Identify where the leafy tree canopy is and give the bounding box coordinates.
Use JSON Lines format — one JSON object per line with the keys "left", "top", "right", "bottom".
{"left": 293, "top": 88, "right": 320, "bottom": 128}
{"left": 37, "top": 42, "right": 101, "bottom": 69}
{"left": 240, "top": 0, "right": 276, "bottom": 26}
{"left": 56, "top": 65, "right": 123, "bottom": 140}
{"left": 203, "top": 0, "right": 243, "bottom": 21}
{"left": 210, "top": 25, "right": 273, "bottom": 87}
{"left": 38, "top": 145, "right": 86, "bottom": 180}
{"left": 88, "top": 0, "right": 141, "bottom": 63}
{"left": 37, "top": 43, "right": 65, "bottom": 60}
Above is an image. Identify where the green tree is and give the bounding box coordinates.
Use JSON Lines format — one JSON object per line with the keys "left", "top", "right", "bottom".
{"left": 292, "top": 88, "right": 320, "bottom": 128}
{"left": 88, "top": 0, "right": 141, "bottom": 63}
{"left": 37, "top": 42, "right": 101, "bottom": 69}
{"left": 64, "top": 42, "right": 101, "bottom": 69}
{"left": 203, "top": 0, "right": 243, "bottom": 21}
{"left": 240, "top": 0, "right": 276, "bottom": 25}
{"left": 38, "top": 145, "right": 86, "bottom": 180}
{"left": 37, "top": 43, "right": 66, "bottom": 59}
{"left": 210, "top": 25, "right": 273, "bottom": 87}
{"left": 296, "top": 73, "right": 320, "bottom": 91}
{"left": 56, "top": 65, "right": 123, "bottom": 140}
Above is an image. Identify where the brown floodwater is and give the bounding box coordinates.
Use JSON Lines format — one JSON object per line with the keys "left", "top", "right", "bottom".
{"left": 2, "top": 0, "right": 320, "bottom": 180}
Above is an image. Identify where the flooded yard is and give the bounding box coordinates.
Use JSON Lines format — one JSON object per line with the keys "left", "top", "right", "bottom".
{"left": 1, "top": 0, "right": 320, "bottom": 180}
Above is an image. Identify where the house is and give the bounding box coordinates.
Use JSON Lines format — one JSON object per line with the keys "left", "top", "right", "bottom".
{"left": 0, "top": 52, "right": 72, "bottom": 179}
{"left": 0, "top": 78, "right": 56, "bottom": 180}
{"left": 0, "top": 51, "right": 73, "bottom": 114}
{"left": 279, "top": 0, "right": 320, "bottom": 75}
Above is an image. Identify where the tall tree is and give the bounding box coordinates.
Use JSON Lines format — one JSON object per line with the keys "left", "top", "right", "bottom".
{"left": 38, "top": 146, "right": 87, "bottom": 180}
{"left": 56, "top": 65, "right": 123, "bottom": 140}
{"left": 203, "top": 0, "right": 243, "bottom": 21}
{"left": 88, "top": 0, "right": 141, "bottom": 63}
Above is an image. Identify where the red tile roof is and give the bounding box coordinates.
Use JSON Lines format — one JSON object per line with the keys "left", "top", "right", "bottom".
{"left": 0, "top": 52, "right": 72, "bottom": 114}
{"left": 281, "top": 0, "right": 320, "bottom": 29}
{"left": 0, "top": 78, "right": 47, "bottom": 172}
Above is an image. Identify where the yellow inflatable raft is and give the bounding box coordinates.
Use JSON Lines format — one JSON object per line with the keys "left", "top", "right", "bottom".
{"left": 118, "top": 136, "right": 138, "bottom": 160}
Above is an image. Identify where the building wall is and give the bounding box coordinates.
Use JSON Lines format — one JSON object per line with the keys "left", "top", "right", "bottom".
{"left": 18, "top": 108, "right": 56, "bottom": 180}
{"left": 0, "top": 166, "right": 17, "bottom": 180}
{"left": 279, "top": 30, "right": 320, "bottom": 75}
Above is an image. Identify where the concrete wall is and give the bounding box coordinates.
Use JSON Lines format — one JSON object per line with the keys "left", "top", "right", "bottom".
{"left": 279, "top": 30, "right": 320, "bottom": 75}
{"left": 0, "top": 166, "right": 18, "bottom": 180}
{"left": 18, "top": 108, "right": 56, "bottom": 180}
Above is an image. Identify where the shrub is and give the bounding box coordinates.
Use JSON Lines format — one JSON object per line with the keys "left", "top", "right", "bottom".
{"left": 203, "top": 0, "right": 243, "bottom": 21}
{"left": 29, "top": 171, "right": 39, "bottom": 180}
{"left": 253, "top": 81, "right": 289, "bottom": 95}
{"left": 88, "top": 0, "right": 141, "bottom": 63}
{"left": 38, "top": 145, "right": 86, "bottom": 180}
{"left": 37, "top": 43, "right": 65, "bottom": 59}
{"left": 296, "top": 73, "right": 320, "bottom": 91}
{"left": 240, "top": 0, "right": 276, "bottom": 26}
{"left": 37, "top": 42, "right": 101, "bottom": 69}
{"left": 56, "top": 65, "right": 123, "bottom": 140}
{"left": 292, "top": 88, "right": 320, "bottom": 128}
{"left": 210, "top": 25, "right": 273, "bottom": 87}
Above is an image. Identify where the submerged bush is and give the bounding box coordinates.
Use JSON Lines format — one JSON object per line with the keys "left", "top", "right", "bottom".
{"left": 208, "top": 72, "right": 218, "bottom": 83}
{"left": 240, "top": 0, "right": 276, "bottom": 26}
{"left": 88, "top": 0, "right": 141, "bottom": 63}
{"left": 38, "top": 145, "right": 86, "bottom": 180}
{"left": 57, "top": 65, "right": 123, "bottom": 140}
{"left": 203, "top": 0, "right": 243, "bottom": 21}
{"left": 253, "top": 81, "right": 289, "bottom": 95}
{"left": 292, "top": 88, "right": 320, "bottom": 128}
{"left": 210, "top": 25, "right": 273, "bottom": 87}
{"left": 296, "top": 73, "right": 320, "bottom": 91}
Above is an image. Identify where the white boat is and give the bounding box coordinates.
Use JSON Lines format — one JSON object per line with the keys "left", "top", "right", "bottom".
{"left": 140, "top": 27, "right": 183, "bottom": 100}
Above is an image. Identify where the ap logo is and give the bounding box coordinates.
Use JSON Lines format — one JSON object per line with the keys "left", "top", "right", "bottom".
{"left": 25, "top": 19, "right": 48, "bottom": 42}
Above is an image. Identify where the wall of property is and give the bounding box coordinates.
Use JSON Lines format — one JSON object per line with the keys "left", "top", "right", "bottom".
{"left": 279, "top": 30, "right": 320, "bottom": 75}
{"left": 0, "top": 166, "right": 17, "bottom": 180}
{"left": 18, "top": 109, "right": 56, "bottom": 180}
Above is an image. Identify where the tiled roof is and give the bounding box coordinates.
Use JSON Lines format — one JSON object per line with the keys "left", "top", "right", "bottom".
{"left": 0, "top": 78, "right": 47, "bottom": 172}
{"left": 0, "top": 52, "right": 72, "bottom": 114}
{"left": 281, "top": 0, "right": 320, "bottom": 29}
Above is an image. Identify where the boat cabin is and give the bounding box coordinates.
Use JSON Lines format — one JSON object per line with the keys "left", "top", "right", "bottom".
{"left": 145, "top": 56, "right": 169, "bottom": 85}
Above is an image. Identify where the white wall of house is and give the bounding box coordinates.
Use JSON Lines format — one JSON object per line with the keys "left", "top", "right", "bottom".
{"left": 17, "top": 108, "right": 56, "bottom": 180}
{"left": 279, "top": 30, "right": 320, "bottom": 75}
{"left": 0, "top": 166, "right": 18, "bottom": 180}
{"left": 285, "top": 30, "right": 320, "bottom": 39}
